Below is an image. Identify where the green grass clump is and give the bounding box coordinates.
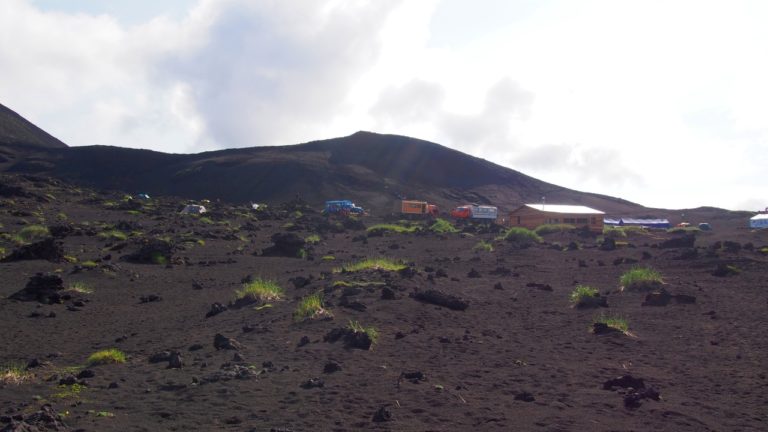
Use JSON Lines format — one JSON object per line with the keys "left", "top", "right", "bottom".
{"left": 333, "top": 258, "right": 407, "bottom": 273}
{"left": 235, "top": 278, "right": 284, "bottom": 302}
{"left": 95, "top": 411, "right": 115, "bottom": 418}
{"left": 98, "top": 230, "right": 128, "bottom": 241}
{"left": 473, "top": 240, "right": 494, "bottom": 252}
{"left": 80, "top": 260, "right": 98, "bottom": 268}
{"left": 367, "top": 224, "right": 421, "bottom": 234}
{"left": 758, "top": 247, "right": 768, "bottom": 255}
{"left": 534, "top": 224, "right": 576, "bottom": 235}
{"left": 569, "top": 285, "right": 599, "bottom": 305}
{"left": 429, "top": 218, "right": 459, "bottom": 234}
{"left": 53, "top": 383, "right": 86, "bottom": 399}
{"left": 293, "top": 292, "right": 331, "bottom": 321}
{"left": 0, "top": 247, "right": 6, "bottom": 258}
{"left": 348, "top": 320, "right": 379, "bottom": 345}
{"left": 68, "top": 282, "right": 93, "bottom": 294}
{"left": 87, "top": 349, "right": 126, "bottom": 366}
{"left": 499, "top": 227, "right": 542, "bottom": 243}
{"left": 0, "top": 363, "right": 31, "bottom": 385}
{"left": 15, "top": 225, "right": 50, "bottom": 243}
{"left": 199, "top": 217, "right": 214, "bottom": 225}
{"left": 305, "top": 234, "right": 321, "bottom": 244}
{"left": 593, "top": 314, "right": 629, "bottom": 333}
{"left": 620, "top": 267, "right": 663, "bottom": 291}
{"left": 667, "top": 227, "right": 701, "bottom": 233}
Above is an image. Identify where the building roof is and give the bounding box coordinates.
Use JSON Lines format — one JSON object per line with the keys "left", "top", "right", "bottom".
{"left": 522, "top": 204, "right": 605, "bottom": 214}
{"left": 751, "top": 213, "right": 768, "bottom": 220}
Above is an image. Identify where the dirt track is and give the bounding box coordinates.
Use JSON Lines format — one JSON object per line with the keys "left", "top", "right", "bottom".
{"left": 1, "top": 175, "right": 766, "bottom": 431}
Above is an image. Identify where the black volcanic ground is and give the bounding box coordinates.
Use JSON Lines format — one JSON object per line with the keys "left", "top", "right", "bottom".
{"left": 0, "top": 174, "right": 766, "bottom": 431}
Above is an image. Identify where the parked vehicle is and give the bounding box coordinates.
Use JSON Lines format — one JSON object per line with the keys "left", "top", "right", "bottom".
{"left": 450, "top": 204, "right": 498, "bottom": 221}
{"left": 323, "top": 200, "right": 365, "bottom": 216}
{"left": 399, "top": 200, "right": 438, "bottom": 217}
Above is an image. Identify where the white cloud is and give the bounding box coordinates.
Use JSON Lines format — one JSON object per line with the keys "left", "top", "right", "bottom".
{"left": 0, "top": 0, "right": 766, "bottom": 210}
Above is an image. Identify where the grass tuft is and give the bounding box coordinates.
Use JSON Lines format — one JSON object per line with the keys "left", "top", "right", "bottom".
{"left": 305, "top": 234, "right": 321, "bottom": 244}
{"left": 87, "top": 349, "right": 126, "bottom": 366}
{"left": 367, "top": 224, "right": 421, "bottom": 234}
{"left": 348, "top": 320, "right": 379, "bottom": 345}
{"left": 429, "top": 218, "right": 459, "bottom": 234}
{"left": 98, "top": 230, "right": 128, "bottom": 241}
{"left": 534, "top": 224, "right": 576, "bottom": 235}
{"left": 293, "top": 292, "right": 331, "bottom": 322}
{"left": 593, "top": 314, "right": 629, "bottom": 333}
{"left": 499, "top": 227, "right": 542, "bottom": 243}
{"left": 15, "top": 225, "right": 50, "bottom": 243}
{"left": 620, "top": 267, "right": 663, "bottom": 291}
{"left": 569, "top": 285, "right": 599, "bottom": 305}
{"left": 68, "top": 282, "right": 93, "bottom": 294}
{"left": 0, "top": 363, "right": 31, "bottom": 385}
{"left": 473, "top": 240, "right": 494, "bottom": 252}
{"left": 235, "top": 278, "right": 283, "bottom": 302}
{"left": 333, "top": 257, "right": 407, "bottom": 273}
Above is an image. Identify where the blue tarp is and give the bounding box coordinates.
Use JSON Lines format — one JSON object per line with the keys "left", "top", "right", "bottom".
{"left": 603, "top": 218, "right": 670, "bottom": 229}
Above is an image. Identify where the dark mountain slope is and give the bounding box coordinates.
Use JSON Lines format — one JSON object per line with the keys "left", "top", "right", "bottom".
{"left": 0, "top": 103, "right": 66, "bottom": 149}
{"left": 0, "top": 103, "right": 642, "bottom": 214}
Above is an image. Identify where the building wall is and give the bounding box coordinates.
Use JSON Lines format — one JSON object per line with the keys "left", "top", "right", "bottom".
{"left": 508, "top": 207, "right": 604, "bottom": 232}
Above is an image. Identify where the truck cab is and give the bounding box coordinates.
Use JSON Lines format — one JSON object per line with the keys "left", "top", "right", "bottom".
{"left": 323, "top": 200, "right": 365, "bottom": 216}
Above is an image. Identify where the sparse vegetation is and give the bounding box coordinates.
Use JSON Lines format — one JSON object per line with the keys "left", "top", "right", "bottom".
{"left": 15, "top": 225, "right": 50, "bottom": 243}
{"left": 321, "top": 255, "right": 336, "bottom": 261}
{"left": 348, "top": 320, "right": 379, "bottom": 345}
{"left": 94, "top": 411, "right": 115, "bottom": 418}
{"left": 53, "top": 383, "right": 86, "bottom": 399}
{"left": 80, "top": 260, "right": 98, "bottom": 269}
{"left": 87, "top": 349, "right": 126, "bottom": 366}
{"left": 569, "top": 285, "right": 602, "bottom": 307}
{"left": 593, "top": 314, "right": 629, "bottom": 333}
{"left": 199, "top": 216, "right": 214, "bottom": 225}
{"left": 0, "top": 363, "right": 31, "bottom": 385}
{"left": 293, "top": 292, "right": 332, "bottom": 322}
{"left": 367, "top": 223, "right": 421, "bottom": 234}
{"left": 429, "top": 218, "right": 459, "bottom": 234}
{"left": 668, "top": 226, "right": 701, "bottom": 234}
{"left": 98, "top": 230, "right": 128, "bottom": 241}
{"left": 499, "top": 227, "right": 542, "bottom": 244}
{"left": 332, "top": 280, "right": 385, "bottom": 288}
{"left": 333, "top": 257, "right": 407, "bottom": 273}
{"left": 620, "top": 267, "right": 663, "bottom": 291}
{"left": 305, "top": 234, "right": 321, "bottom": 244}
{"left": 473, "top": 240, "right": 494, "bottom": 252}
{"left": 235, "top": 278, "right": 284, "bottom": 302}
{"left": 534, "top": 224, "right": 576, "bottom": 235}
{"left": 68, "top": 282, "right": 93, "bottom": 294}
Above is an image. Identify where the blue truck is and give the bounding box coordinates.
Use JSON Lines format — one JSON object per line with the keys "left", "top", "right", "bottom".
{"left": 323, "top": 200, "right": 365, "bottom": 216}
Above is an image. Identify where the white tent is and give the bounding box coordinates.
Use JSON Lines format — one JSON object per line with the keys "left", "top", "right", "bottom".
{"left": 749, "top": 213, "right": 768, "bottom": 229}
{"left": 180, "top": 204, "right": 207, "bottom": 215}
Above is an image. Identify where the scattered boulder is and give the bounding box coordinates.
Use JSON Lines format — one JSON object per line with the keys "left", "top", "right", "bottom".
{"left": 412, "top": 289, "right": 469, "bottom": 311}
{"left": 600, "top": 237, "right": 616, "bottom": 251}
{"left": 139, "top": 294, "right": 161, "bottom": 303}
{"left": 514, "top": 391, "right": 535, "bottom": 402}
{"left": 126, "top": 239, "right": 174, "bottom": 264}
{"left": 380, "top": 286, "right": 396, "bottom": 300}
{"left": 10, "top": 273, "right": 64, "bottom": 304}
{"left": 603, "top": 374, "right": 660, "bottom": 408}
{"left": 711, "top": 263, "right": 740, "bottom": 277}
{"left": 642, "top": 290, "right": 672, "bottom": 306}
{"left": 324, "top": 328, "right": 374, "bottom": 350}
{"left": 592, "top": 323, "right": 622, "bottom": 335}
{"left": 261, "top": 233, "right": 305, "bottom": 257}
{"left": 372, "top": 406, "right": 392, "bottom": 423}
{"left": 0, "top": 404, "right": 68, "bottom": 431}
{"left": 167, "top": 352, "right": 183, "bottom": 369}
{"left": 467, "top": 268, "right": 481, "bottom": 278}
{"left": 205, "top": 302, "right": 228, "bottom": 318}
{"left": 603, "top": 374, "right": 645, "bottom": 390}
{"left": 574, "top": 293, "right": 608, "bottom": 309}
{"left": 399, "top": 371, "right": 426, "bottom": 384}
{"left": 300, "top": 378, "right": 325, "bottom": 389}
{"left": 323, "top": 361, "right": 342, "bottom": 374}
{"left": 1, "top": 238, "right": 64, "bottom": 262}
{"left": 213, "top": 333, "right": 241, "bottom": 351}
{"left": 149, "top": 351, "right": 172, "bottom": 363}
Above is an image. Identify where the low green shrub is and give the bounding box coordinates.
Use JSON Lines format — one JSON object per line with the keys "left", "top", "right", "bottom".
{"left": 98, "top": 230, "right": 128, "bottom": 241}
{"left": 473, "top": 240, "right": 494, "bottom": 252}
{"left": 68, "top": 282, "right": 93, "bottom": 294}
{"left": 0, "top": 363, "right": 31, "bottom": 385}
{"left": 429, "top": 218, "right": 459, "bottom": 234}
{"left": 570, "top": 285, "right": 599, "bottom": 304}
{"left": 305, "top": 234, "right": 321, "bottom": 244}
{"left": 620, "top": 267, "right": 663, "bottom": 291}
{"left": 367, "top": 224, "right": 420, "bottom": 234}
{"left": 499, "top": 227, "right": 542, "bottom": 244}
{"left": 16, "top": 225, "right": 50, "bottom": 243}
{"left": 293, "top": 292, "right": 331, "bottom": 321}
{"left": 333, "top": 258, "right": 407, "bottom": 273}
{"left": 534, "top": 224, "right": 576, "bottom": 235}
{"left": 593, "top": 314, "right": 629, "bottom": 333}
{"left": 235, "top": 278, "right": 283, "bottom": 302}
{"left": 87, "top": 349, "right": 126, "bottom": 366}
{"left": 348, "top": 320, "right": 379, "bottom": 345}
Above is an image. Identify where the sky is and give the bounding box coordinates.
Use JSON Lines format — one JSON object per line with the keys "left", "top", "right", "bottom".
{"left": 1, "top": 0, "right": 766, "bottom": 211}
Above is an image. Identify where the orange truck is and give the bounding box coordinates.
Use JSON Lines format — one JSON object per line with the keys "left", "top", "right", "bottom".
{"left": 399, "top": 200, "right": 439, "bottom": 217}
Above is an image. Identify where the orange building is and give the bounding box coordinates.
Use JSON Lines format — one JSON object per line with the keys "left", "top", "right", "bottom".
{"left": 507, "top": 204, "right": 605, "bottom": 232}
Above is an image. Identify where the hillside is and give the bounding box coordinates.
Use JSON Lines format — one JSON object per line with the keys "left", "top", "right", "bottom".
{"left": 0, "top": 103, "right": 642, "bottom": 215}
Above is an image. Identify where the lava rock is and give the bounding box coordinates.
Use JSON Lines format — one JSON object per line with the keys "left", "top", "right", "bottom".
{"left": 261, "top": 233, "right": 305, "bottom": 257}
{"left": 300, "top": 378, "right": 324, "bottom": 389}
{"left": 213, "top": 333, "right": 241, "bottom": 351}
{"left": 10, "top": 273, "right": 65, "bottom": 304}
{"left": 412, "top": 289, "right": 469, "bottom": 311}
{"left": 205, "top": 302, "right": 228, "bottom": 318}
{"left": 1, "top": 238, "right": 64, "bottom": 263}
{"left": 372, "top": 406, "right": 392, "bottom": 422}
{"left": 167, "top": 352, "right": 183, "bottom": 369}
{"left": 323, "top": 361, "right": 342, "bottom": 374}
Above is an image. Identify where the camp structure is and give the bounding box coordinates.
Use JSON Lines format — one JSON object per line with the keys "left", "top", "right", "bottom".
{"left": 508, "top": 204, "right": 605, "bottom": 232}
{"left": 180, "top": 204, "right": 207, "bottom": 215}
{"left": 603, "top": 218, "right": 670, "bottom": 229}
{"left": 750, "top": 213, "right": 768, "bottom": 229}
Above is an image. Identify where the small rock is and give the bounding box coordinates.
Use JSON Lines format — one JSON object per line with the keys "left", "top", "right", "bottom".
{"left": 213, "top": 333, "right": 241, "bottom": 351}
{"left": 323, "top": 361, "right": 342, "bottom": 374}
{"left": 300, "top": 378, "right": 325, "bottom": 389}
{"left": 372, "top": 406, "right": 392, "bottom": 422}
{"left": 167, "top": 352, "right": 183, "bottom": 369}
